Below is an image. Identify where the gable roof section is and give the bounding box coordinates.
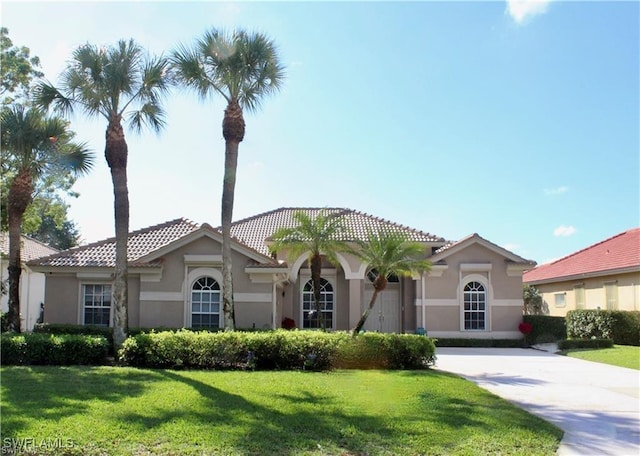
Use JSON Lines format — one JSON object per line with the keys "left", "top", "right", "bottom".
{"left": 0, "top": 233, "right": 59, "bottom": 262}
{"left": 28, "top": 218, "right": 200, "bottom": 268}
{"left": 523, "top": 228, "right": 640, "bottom": 284}
{"left": 228, "top": 207, "right": 446, "bottom": 257}
{"left": 430, "top": 233, "right": 536, "bottom": 265}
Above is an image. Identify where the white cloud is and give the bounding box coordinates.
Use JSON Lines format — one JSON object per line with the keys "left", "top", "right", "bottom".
{"left": 553, "top": 225, "right": 576, "bottom": 237}
{"left": 544, "top": 186, "right": 569, "bottom": 196}
{"left": 506, "top": 0, "right": 552, "bottom": 24}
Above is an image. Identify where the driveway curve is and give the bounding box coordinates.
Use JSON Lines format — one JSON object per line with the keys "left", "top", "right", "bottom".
{"left": 434, "top": 347, "right": 640, "bottom": 456}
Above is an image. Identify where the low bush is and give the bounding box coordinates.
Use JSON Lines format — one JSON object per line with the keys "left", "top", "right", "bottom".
{"left": 118, "top": 330, "right": 436, "bottom": 371}
{"left": 566, "top": 310, "right": 640, "bottom": 345}
{"left": 522, "top": 315, "right": 566, "bottom": 343}
{"left": 1, "top": 333, "right": 109, "bottom": 365}
{"left": 434, "top": 338, "right": 522, "bottom": 348}
{"left": 557, "top": 338, "right": 614, "bottom": 350}
{"left": 609, "top": 311, "right": 640, "bottom": 346}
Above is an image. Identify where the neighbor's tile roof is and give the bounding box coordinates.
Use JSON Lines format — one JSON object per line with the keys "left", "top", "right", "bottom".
{"left": 523, "top": 227, "right": 640, "bottom": 283}
{"left": 29, "top": 218, "right": 200, "bottom": 268}
{"left": 0, "top": 233, "right": 59, "bottom": 262}
{"left": 228, "top": 207, "right": 445, "bottom": 257}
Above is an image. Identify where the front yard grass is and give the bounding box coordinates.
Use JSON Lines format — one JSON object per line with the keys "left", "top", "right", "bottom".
{"left": 563, "top": 344, "right": 640, "bottom": 370}
{"left": 0, "top": 367, "right": 562, "bottom": 455}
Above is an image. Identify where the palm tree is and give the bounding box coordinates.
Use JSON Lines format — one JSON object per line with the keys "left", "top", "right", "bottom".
{"left": 351, "top": 230, "right": 431, "bottom": 337}
{"left": 1, "top": 105, "right": 93, "bottom": 332}
{"left": 270, "top": 210, "right": 350, "bottom": 330}
{"left": 171, "top": 29, "right": 285, "bottom": 330}
{"left": 34, "top": 39, "right": 171, "bottom": 348}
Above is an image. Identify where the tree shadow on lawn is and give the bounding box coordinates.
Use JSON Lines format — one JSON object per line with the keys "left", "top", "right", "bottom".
{"left": 401, "top": 370, "right": 561, "bottom": 435}
{"left": 0, "top": 366, "right": 163, "bottom": 438}
{"left": 115, "top": 369, "right": 399, "bottom": 455}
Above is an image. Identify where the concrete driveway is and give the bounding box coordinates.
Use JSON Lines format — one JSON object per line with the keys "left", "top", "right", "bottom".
{"left": 435, "top": 347, "right": 640, "bottom": 456}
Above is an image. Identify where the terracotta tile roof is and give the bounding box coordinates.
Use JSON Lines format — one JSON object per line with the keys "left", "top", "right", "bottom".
{"left": 523, "top": 227, "right": 640, "bottom": 283}
{"left": 0, "top": 233, "right": 59, "bottom": 262}
{"left": 228, "top": 207, "right": 445, "bottom": 257}
{"left": 29, "top": 218, "right": 200, "bottom": 268}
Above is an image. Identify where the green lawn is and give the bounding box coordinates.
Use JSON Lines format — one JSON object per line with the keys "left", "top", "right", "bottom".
{"left": 0, "top": 367, "right": 562, "bottom": 455}
{"left": 564, "top": 345, "right": 640, "bottom": 370}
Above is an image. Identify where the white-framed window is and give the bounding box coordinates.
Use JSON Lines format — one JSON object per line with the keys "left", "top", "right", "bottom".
{"left": 463, "top": 281, "right": 486, "bottom": 330}
{"left": 191, "top": 276, "right": 221, "bottom": 329}
{"left": 302, "top": 278, "right": 334, "bottom": 329}
{"left": 82, "top": 284, "right": 112, "bottom": 327}
{"left": 554, "top": 293, "right": 566, "bottom": 308}
{"left": 604, "top": 282, "right": 618, "bottom": 310}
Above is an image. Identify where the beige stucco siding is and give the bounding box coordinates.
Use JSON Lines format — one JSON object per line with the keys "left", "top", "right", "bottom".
{"left": 139, "top": 301, "right": 184, "bottom": 328}
{"left": 44, "top": 274, "right": 79, "bottom": 324}
{"left": 491, "top": 304, "right": 522, "bottom": 331}
{"left": 424, "top": 306, "right": 459, "bottom": 332}
{"left": 236, "top": 302, "right": 272, "bottom": 329}
{"left": 536, "top": 271, "right": 640, "bottom": 317}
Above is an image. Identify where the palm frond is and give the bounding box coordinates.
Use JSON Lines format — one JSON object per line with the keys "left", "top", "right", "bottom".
{"left": 171, "top": 27, "right": 285, "bottom": 112}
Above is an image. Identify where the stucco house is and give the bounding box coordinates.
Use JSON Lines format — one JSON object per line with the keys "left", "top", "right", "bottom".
{"left": 523, "top": 227, "right": 640, "bottom": 316}
{"left": 28, "top": 208, "right": 535, "bottom": 338}
{"left": 1, "top": 233, "right": 59, "bottom": 331}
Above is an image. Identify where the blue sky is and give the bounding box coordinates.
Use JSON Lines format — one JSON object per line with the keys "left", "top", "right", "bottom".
{"left": 2, "top": 0, "right": 638, "bottom": 265}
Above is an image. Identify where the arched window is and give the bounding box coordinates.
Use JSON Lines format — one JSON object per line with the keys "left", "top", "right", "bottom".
{"left": 366, "top": 269, "right": 399, "bottom": 283}
{"left": 302, "top": 278, "right": 334, "bottom": 329}
{"left": 463, "top": 281, "right": 486, "bottom": 330}
{"left": 191, "top": 276, "right": 221, "bottom": 329}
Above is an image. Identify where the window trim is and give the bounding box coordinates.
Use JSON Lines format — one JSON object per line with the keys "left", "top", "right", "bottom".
{"left": 459, "top": 274, "right": 490, "bottom": 332}
{"left": 79, "top": 282, "right": 113, "bottom": 327}
{"left": 300, "top": 276, "right": 336, "bottom": 330}
{"left": 184, "top": 267, "right": 225, "bottom": 328}
{"left": 190, "top": 276, "right": 222, "bottom": 330}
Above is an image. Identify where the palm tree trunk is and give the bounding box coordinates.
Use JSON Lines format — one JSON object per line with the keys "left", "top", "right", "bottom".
{"left": 221, "top": 100, "right": 245, "bottom": 331}
{"left": 352, "top": 289, "right": 380, "bottom": 337}
{"left": 352, "top": 277, "right": 387, "bottom": 337}
{"left": 105, "top": 117, "right": 129, "bottom": 350}
{"left": 6, "top": 171, "right": 34, "bottom": 333}
{"left": 310, "top": 253, "right": 324, "bottom": 330}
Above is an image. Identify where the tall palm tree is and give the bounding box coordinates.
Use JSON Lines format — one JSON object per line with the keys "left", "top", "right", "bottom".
{"left": 1, "top": 105, "right": 93, "bottom": 332}
{"left": 270, "top": 210, "right": 350, "bottom": 330}
{"left": 171, "top": 29, "right": 285, "bottom": 330}
{"left": 34, "top": 39, "right": 170, "bottom": 348}
{"left": 351, "top": 230, "right": 431, "bottom": 337}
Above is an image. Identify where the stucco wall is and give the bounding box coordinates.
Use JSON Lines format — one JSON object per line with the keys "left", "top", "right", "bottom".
{"left": 422, "top": 241, "right": 525, "bottom": 338}
{"left": 536, "top": 271, "right": 640, "bottom": 317}
{"left": 44, "top": 274, "right": 79, "bottom": 324}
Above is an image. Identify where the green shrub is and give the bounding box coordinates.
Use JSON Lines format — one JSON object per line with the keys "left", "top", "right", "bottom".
{"left": 434, "top": 338, "right": 522, "bottom": 348}
{"left": 566, "top": 310, "right": 614, "bottom": 339}
{"left": 609, "top": 311, "right": 640, "bottom": 346}
{"left": 566, "top": 310, "right": 640, "bottom": 345}
{"left": 1, "top": 333, "right": 109, "bottom": 365}
{"left": 118, "top": 330, "right": 436, "bottom": 371}
{"left": 558, "top": 338, "right": 614, "bottom": 350}
{"left": 523, "top": 315, "right": 567, "bottom": 343}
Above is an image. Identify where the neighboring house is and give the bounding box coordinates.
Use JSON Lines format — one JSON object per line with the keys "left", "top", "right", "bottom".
{"left": 0, "top": 233, "right": 59, "bottom": 331}
{"left": 28, "top": 208, "right": 535, "bottom": 338}
{"left": 523, "top": 228, "right": 640, "bottom": 316}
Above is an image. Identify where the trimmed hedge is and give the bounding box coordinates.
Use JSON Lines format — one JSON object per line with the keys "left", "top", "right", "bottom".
{"left": 434, "top": 338, "right": 522, "bottom": 348}
{"left": 522, "top": 315, "right": 567, "bottom": 344}
{"left": 557, "top": 338, "right": 614, "bottom": 350}
{"left": 566, "top": 310, "right": 640, "bottom": 346}
{"left": 118, "top": 330, "right": 436, "bottom": 370}
{"left": 1, "top": 333, "right": 109, "bottom": 365}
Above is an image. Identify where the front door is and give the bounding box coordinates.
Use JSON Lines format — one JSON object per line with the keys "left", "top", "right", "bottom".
{"left": 363, "top": 283, "right": 401, "bottom": 333}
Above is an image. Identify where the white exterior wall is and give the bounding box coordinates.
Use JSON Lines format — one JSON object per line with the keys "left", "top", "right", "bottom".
{"left": 0, "top": 260, "right": 46, "bottom": 331}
